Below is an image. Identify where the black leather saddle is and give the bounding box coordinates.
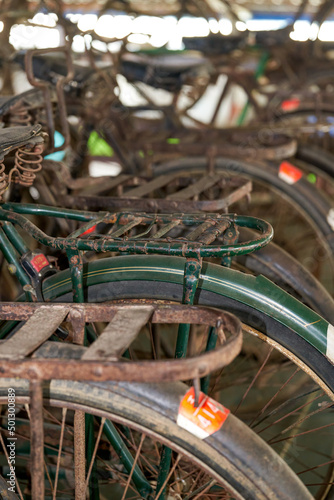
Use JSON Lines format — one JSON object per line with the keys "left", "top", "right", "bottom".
{"left": 0, "top": 124, "right": 43, "bottom": 161}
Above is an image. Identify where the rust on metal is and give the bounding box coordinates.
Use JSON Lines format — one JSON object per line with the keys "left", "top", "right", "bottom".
{"left": 25, "top": 46, "right": 74, "bottom": 153}
{"left": 0, "top": 206, "right": 273, "bottom": 259}
{"left": 0, "top": 305, "right": 70, "bottom": 359}
{"left": 74, "top": 411, "right": 86, "bottom": 500}
{"left": 0, "top": 302, "right": 242, "bottom": 383}
{"left": 29, "top": 379, "right": 45, "bottom": 500}
{"left": 82, "top": 306, "right": 154, "bottom": 360}
{"left": 43, "top": 165, "right": 252, "bottom": 213}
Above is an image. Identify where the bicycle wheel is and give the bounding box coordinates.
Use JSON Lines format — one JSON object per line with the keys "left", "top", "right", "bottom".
{"left": 153, "top": 156, "right": 334, "bottom": 254}
{"left": 0, "top": 378, "right": 312, "bottom": 499}
{"left": 41, "top": 255, "right": 334, "bottom": 499}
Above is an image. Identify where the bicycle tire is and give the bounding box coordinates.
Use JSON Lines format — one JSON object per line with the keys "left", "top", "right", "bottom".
{"left": 37, "top": 256, "right": 334, "bottom": 497}
{"left": 153, "top": 157, "right": 334, "bottom": 253}
{"left": 296, "top": 145, "right": 334, "bottom": 179}
{"left": 0, "top": 378, "right": 313, "bottom": 500}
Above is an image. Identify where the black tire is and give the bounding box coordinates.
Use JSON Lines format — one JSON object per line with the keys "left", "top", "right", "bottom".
{"left": 0, "top": 378, "right": 313, "bottom": 500}
{"left": 153, "top": 157, "right": 334, "bottom": 254}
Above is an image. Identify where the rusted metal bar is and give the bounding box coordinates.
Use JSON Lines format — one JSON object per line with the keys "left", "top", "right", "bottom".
{"left": 25, "top": 46, "right": 74, "bottom": 153}
{"left": 0, "top": 303, "right": 242, "bottom": 383}
{"left": 29, "top": 380, "right": 44, "bottom": 500}
{"left": 0, "top": 306, "right": 69, "bottom": 359}
{"left": 82, "top": 306, "right": 154, "bottom": 360}
{"left": 74, "top": 411, "right": 86, "bottom": 500}
{"left": 122, "top": 173, "right": 178, "bottom": 198}
{"left": 109, "top": 217, "right": 143, "bottom": 237}
{"left": 152, "top": 220, "right": 180, "bottom": 239}
{"left": 80, "top": 174, "right": 132, "bottom": 196}
{"left": 0, "top": 302, "right": 235, "bottom": 325}
{"left": 56, "top": 177, "right": 252, "bottom": 213}
{"left": 166, "top": 174, "right": 222, "bottom": 200}
{"left": 186, "top": 219, "right": 216, "bottom": 241}
{"left": 198, "top": 219, "right": 230, "bottom": 245}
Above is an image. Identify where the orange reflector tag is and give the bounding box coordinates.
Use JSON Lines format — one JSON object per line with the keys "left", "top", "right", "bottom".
{"left": 279, "top": 161, "right": 303, "bottom": 185}
{"left": 281, "top": 98, "right": 300, "bottom": 111}
{"left": 80, "top": 225, "right": 97, "bottom": 237}
{"left": 177, "top": 387, "right": 230, "bottom": 439}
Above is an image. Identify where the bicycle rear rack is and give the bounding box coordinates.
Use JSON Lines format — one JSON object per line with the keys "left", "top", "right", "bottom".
{"left": 0, "top": 301, "right": 241, "bottom": 500}
{"left": 43, "top": 165, "right": 252, "bottom": 213}
{"left": 0, "top": 202, "right": 273, "bottom": 306}
{"left": 0, "top": 302, "right": 241, "bottom": 382}
{"left": 0, "top": 204, "right": 273, "bottom": 259}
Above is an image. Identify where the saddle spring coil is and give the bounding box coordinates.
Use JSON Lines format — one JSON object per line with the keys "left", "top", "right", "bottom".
{"left": 9, "top": 103, "right": 31, "bottom": 127}
{"left": 9, "top": 144, "right": 43, "bottom": 187}
{"left": 0, "top": 162, "right": 8, "bottom": 200}
{"left": 35, "top": 107, "right": 48, "bottom": 131}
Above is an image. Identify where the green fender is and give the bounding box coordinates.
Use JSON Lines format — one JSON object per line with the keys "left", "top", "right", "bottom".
{"left": 42, "top": 255, "right": 334, "bottom": 365}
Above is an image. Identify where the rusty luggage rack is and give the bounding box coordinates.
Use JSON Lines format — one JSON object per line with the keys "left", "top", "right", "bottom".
{"left": 0, "top": 301, "right": 241, "bottom": 500}
{"left": 0, "top": 302, "right": 242, "bottom": 383}
{"left": 42, "top": 162, "right": 252, "bottom": 213}
{"left": 0, "top": 203, "right": 273, "bottom": 259}
{"left": 0, "top": 202, "right": 273, "bottom": 308}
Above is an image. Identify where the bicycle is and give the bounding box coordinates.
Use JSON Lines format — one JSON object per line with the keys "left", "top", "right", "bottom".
{"left": 0, "top": 195, "right": 332, "bottom": 498}
{"left": 0, "top": 84, "right": 333, "bottom": 500}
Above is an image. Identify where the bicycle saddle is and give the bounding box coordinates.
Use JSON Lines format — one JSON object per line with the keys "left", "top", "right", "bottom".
{"left": 0, "top": 124, "right": 43, "bottom": 161}
{"left": 120, "top": 53, "right": 211, "bottom": 91}
{"left": 183, "top": 33, "right": 246, "bottom": 55}
{"left": 0, "top": 88, "right": 52, "bottom": 117}
{"left": 254, "top": 26, "right": 292, "bottom": 47}
{"left": 13, "top": 51, "right": 94, "bottom": 90}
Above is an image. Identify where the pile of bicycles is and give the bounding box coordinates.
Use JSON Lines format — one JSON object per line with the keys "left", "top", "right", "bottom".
{"left": 0, "top": 5, "right": 333, "bottom": 499}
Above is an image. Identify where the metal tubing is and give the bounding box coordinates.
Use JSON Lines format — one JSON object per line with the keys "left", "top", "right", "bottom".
{"left": 175, "top": 258, "right": 202, "bottom": 359}
{"left": 74, "top": 411, "right": 86, "bottom": 500}
{"left": 0, "top": 226, "right": 31, "bottom": 290}
{"left": 2, "top": 222, "right": 29, "bottom": 255}
{"left": 103, "top": 419, "right": 152, "bottom": 497}
{"left": 66, "top": 249, "right": 85, "bottom": 304}
{"left": 85, "top": 414, "right": 99, "bottom": 500}
{"left": 29, "top": 380, "right": 44, "bottom": 500}
{"left": 201, "top": 326, "right": 219, "bottom": 394}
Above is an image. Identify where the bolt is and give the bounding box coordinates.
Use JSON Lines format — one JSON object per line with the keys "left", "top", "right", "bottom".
{"left": 7, "top": 264, "right": 16, "bottom": 274}
{"left": 23, "top": 285, "right": 37, "bottom": 298}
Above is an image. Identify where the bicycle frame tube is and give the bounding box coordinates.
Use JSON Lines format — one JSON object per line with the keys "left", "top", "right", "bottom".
{"left": 0, "top": 224, "right": 31, "bottom": 297}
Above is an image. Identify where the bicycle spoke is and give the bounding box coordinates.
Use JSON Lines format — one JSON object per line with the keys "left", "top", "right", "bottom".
{"left": 234, "top": 346, "right": 273, "bottom": 414}
{"left": 120, "top": 433, "right": 145, "bottom": 500}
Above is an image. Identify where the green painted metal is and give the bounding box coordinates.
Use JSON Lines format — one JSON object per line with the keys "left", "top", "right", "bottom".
{"left": 0, "top": 226, "right": 31, "bottom": 293}
{"left": 155, "top": 446, "right": 173, "bottom": 499}
{"left": 42, "top": 255, "right": 330, "bottom": 358}
{"left": 175, "top": 258, "right": 202, "bottom": 359}
{"left": 66, "top": 249, "right": 85, "bottom": 304}
{"left": 1, "top": 202, "right": 99, "bottom": 222}
{"left": 221, "top": 222, "right": 239, "bottom": 268}
{"left": 103, "top": 419, "right": 152, "bottom": 498}
{"left": 0, "top": 205, "right": 273, "bottom": 259}
{"left": 201, "top": 326, "right": 218, "bottom": 394}
{"left": 85, "top": 414, "right": 100, "bottom": 500}
{"left": 2, "top": 222, "right": 29, "bottom": 255}
{"left": 159, "top": 257, "right": 203, "bottom": 495}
